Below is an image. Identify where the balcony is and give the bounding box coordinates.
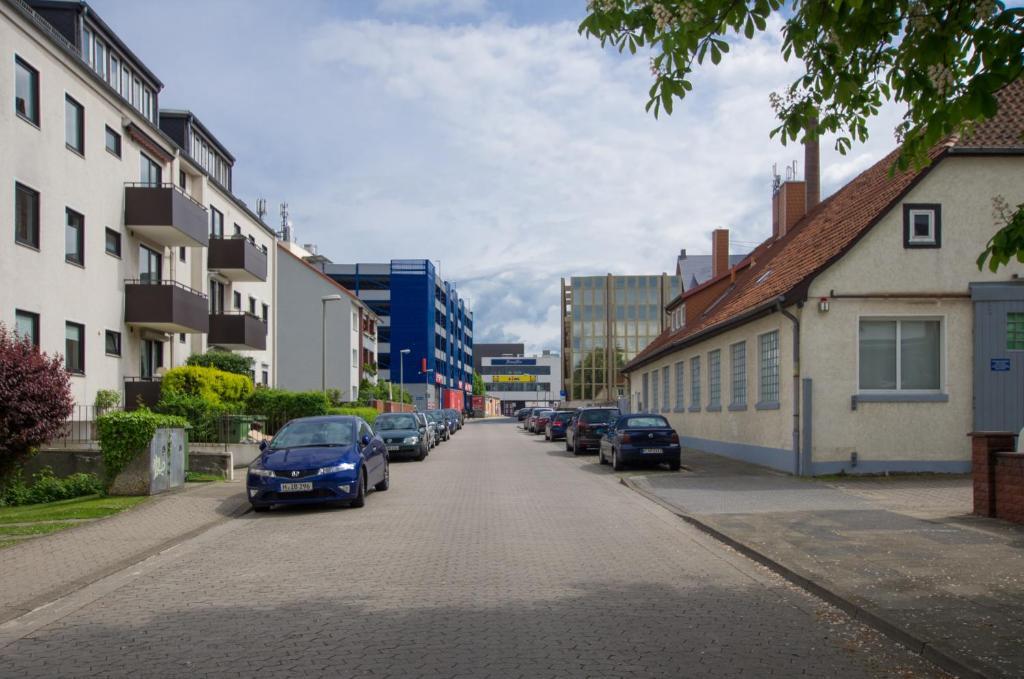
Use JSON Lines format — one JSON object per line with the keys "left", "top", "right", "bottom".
{"left": 124, "top": 183, "right": 208, "bottom": 248}
{"left": 208, "top": 311, "right": 267, "bottom": 350}
{"left": 124, "top": 280, "right": 209, "bottom": 334}
{"left": 125, "top": 378, "right": 162, "bottom": 411}
{"left": 208, "top": 236, "right": 268, "bottom": 282}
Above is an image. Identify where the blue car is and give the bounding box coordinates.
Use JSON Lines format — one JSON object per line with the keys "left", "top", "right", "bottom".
{"left": 247, "top": 415, "right": 389, "bottom": 512}
{"left": 598, "top": 414, "right": 681, "bottom": 471}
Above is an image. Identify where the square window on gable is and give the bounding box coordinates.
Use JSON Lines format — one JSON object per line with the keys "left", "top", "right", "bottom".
{"left": 903, "top": 203, "right": 941, "bottom": 248}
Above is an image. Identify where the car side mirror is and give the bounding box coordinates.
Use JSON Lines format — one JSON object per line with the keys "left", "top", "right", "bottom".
{"left": 259, "top": 440, "right": 268, "bottom": 452}
{"left": 361, "top": 434, "right": 371, "bottom": 447}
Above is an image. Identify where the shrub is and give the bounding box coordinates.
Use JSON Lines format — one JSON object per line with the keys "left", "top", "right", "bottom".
{"left": 245, "top": 389, "right": 329, "bottom": 431}
{"left": 0, "top": 467, "right": 103, "bottom": 506}
{"left": 0, "top": 324, "right": 74, "bottom": 484}
{"left": 186, "top": 350, "right": 254, "bottom": 376}
{"left": 329, "top": 407, "right": 379, "bottom": 425}
{"left": 325, "top": 388, "right": 345, "bottom": 407}
{"left": 96, "top": 410, "right": 187, "bottom": 487}
{"left": 94, "top": 389, "right": 121, "bottom": 414}
{"left": 154, "top": 393, "right": 240, "bottom": 443}
{"left": 161, "top": 365, "right": 254, "bottom": 405}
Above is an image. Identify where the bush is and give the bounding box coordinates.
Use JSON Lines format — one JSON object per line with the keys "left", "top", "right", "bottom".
{"left": 154, "top": 393, "right": 239, "bottom": 443}
{"left": 186, "top": 350, "right": 254, "bottom": 376}
{"left": 96, "top": 410, "right": 187, "bottom": 487}
{"left": 329, "top": 407, "right": 379, "bottom": 425}
{"left": 245, "top": 389, "right": 329, "bottom": 432}
{"left": 0, "top": 324, "right": 75, "bottom": 484}
{"left": 162, "top": 365, "right": 254, "bottom": 405}
{"left": 0, "top": 467, "right": 103, "bottom": 506}
{"left": 94, "top": 389, "right": 121, "bottom": 413}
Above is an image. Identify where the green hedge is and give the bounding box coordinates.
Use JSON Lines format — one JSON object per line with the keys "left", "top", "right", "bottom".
{"left": 0, "top": 467, "right": 103, "bottom": 506}
{"left": 96, "top": 410, "right": 187, "bottom": 487}
{"left": 329, "top": 407, "right": 379, "bottom": 425}
{"left": 154, "top": 393, "right": 238, "bottom": 443}
{"left": 185, "top": 350, "right": 253, "bottom": 376}
{"left": 246, "top": 389, "right": 329, "bottom": 432}
{"left": 161, "top": 365, "right": 254, "bottom": 404}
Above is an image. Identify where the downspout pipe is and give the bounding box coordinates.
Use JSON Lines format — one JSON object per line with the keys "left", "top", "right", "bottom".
{"left": 776, "top": 299, "right": 802, "bottom": 476}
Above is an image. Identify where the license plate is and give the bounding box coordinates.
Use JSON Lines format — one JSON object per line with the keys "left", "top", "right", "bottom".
{"left": 279, "top": 482, "right": 313, "bottom": 492}
{"left": 387, "top": 445, "right": 400, "bottom": 451}
{"left": 642, "top": 448, "right": 663, "bottom": 455}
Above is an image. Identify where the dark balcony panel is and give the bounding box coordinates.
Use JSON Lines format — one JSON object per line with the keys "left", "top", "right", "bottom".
{"left": 124, "top": 184, "right": 208, "bottom": 248}
{"left": 208, "top": 237, "right": 268, "bottom": 282}
{"left": 125, "top": 281, "right": 209, "bottom": 334}
{"left": 208, "top": 312, "right": 267, "bottom": 350}
{"left": 125, "top": 379, "right": 162, "bottom": 411}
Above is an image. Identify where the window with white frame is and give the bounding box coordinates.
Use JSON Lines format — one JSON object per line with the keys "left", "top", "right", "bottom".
{"left": 641, "top": 372, "right": 649, "bottom": 410}
{"left": 674, "top": 361, "right": 685, "bottom": 410}
{"left": 690, "top": 356, "right": 701, "bottom": 408}
{"left": 708, "top": 350, "right": 721, "bottom": 408}
{"left": 758, "top": 331, "right": 780, "bottom": 404}
{"left": 651, "top": 369, "right": 660, "bottom": 412}
{"left": 661, "top": 365, "right": 670, "bottom": 411}
{"left": 859, "top": 319, "right": 941, "bottom": 391}
{"left": 903, "top": 204, "right": 941, "bottom": 248}
{"left": 731, "top": 341, "right": 746, "bottom": 406}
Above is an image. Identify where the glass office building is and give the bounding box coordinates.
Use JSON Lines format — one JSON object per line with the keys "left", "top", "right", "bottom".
{"left": 560, "top": 274, "right": 679, "bottom": 402}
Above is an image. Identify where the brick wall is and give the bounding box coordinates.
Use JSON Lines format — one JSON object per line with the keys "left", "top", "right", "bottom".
{"left": 972, "top": 432, "right": 1023, "bottom": 522}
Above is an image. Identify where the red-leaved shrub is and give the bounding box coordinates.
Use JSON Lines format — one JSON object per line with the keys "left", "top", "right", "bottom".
{"left": 0, "top": 324, "right": 74, "bottom": 482}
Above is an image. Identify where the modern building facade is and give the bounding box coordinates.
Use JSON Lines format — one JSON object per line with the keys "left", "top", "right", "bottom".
{"left": 479, "top": 351, "right": 561, "bottom": 415}
{"left": 275, "top": 245, "right": 377, "bottom": 401}
{"left": 560, "top": 274, "right": 679, "bottom": 404}
{"left": 324, "top": 260, "right": 474, "bottom": 411}
{"left": 473, "top": 342, "right": 524, "bottom": 375}
{"left": 1, "top": 0, "right": 276, "bottom": 408}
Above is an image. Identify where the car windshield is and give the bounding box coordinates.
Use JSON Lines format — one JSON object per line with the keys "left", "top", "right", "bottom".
{"left": 621, "top": 416, "right": 670, "bottom": 428}
{"left": 427, "top": 412, "right": 441, "bottom": 422}
{"left": 377, "top": 415, "right": 418, "bottom": 430}
{"left": 581, "top": 410, "right": 619, "bottom": 424}
{"left": 271, "top": 419, "right": 354, "bottom": 449}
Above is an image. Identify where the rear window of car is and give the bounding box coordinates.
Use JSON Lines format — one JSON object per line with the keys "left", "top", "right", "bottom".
{"left": 580, "top": 409, "right": 619, "bottom": 423}
{"left": 621, "top": 416, "right": 669, "bottom": 428}
{"left": 552, "top": 413, "right": 571, "bottom": 423}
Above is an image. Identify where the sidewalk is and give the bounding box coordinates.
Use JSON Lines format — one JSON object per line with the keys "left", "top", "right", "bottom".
{"left": 626, "top": 450, "right": 1024, "bottom": 679}
{"left": 0, "top": 480, "right": 248, "bottom": 624}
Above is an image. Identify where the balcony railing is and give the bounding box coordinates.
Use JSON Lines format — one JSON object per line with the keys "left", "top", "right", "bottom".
{"left": 124, "top": 377, "right": 162, "bottom": 412}
{"left": 124, "top": 182, "right": 208, "bottom": 248}
{"left": 208, "top": 310, "right": 267, "bottom": 350}
{"left": 124, "top": 279, "right": 209, "bottom": 334}
{"left": 207, "top": 235, "right": 268, "bottom": 282}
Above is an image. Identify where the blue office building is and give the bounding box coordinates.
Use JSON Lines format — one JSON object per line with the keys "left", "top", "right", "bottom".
{"left": 323, "top": 260, "right": 474, "bottom": 410}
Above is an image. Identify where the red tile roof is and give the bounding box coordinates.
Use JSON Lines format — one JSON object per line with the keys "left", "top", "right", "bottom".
{"left": 626, "top": 80, "right": 1024, "bottom": 372}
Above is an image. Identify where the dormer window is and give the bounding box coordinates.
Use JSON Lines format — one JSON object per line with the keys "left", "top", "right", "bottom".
{"left": 903, "top": 204, "right": 941, "bottom": 248}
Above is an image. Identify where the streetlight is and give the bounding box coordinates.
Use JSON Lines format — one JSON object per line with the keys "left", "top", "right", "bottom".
{"left": 321, "top": 294, "right": 343, "bottom": 392}
{"left": 399, "top": 348, "right": 411, "bottom": 410}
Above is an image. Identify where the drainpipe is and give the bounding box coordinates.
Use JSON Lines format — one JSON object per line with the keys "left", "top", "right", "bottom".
{"left": 776, "top": 299, "right": 801, "bottom": 476}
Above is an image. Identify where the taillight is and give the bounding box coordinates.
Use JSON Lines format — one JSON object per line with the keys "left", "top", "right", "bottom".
{"left": 671, "top": 432, "right": 680, "bottom": 444}
{"left": 620, "top": 433, "right": 631, "bottom": 444}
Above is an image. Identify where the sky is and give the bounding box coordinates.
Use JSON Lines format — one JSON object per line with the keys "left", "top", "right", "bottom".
{"left": 94, "top": 0, "right": 904, "bottom": 354}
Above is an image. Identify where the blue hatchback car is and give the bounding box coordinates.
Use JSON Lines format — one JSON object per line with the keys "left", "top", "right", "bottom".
{"left": 247, "top": 415, "right": 389, "bottom": 512}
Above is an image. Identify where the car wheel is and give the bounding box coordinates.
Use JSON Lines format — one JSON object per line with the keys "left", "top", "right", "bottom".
{"left": 612, "top": 448, "right": 625, "bottom": 471}
{"left": 599, "top": 448, "right": 608, "bottom": 465}
{"left": 416, "top": 445, "right": 427, "bottom": 461}
{"left": 375, "top": 460, "right": 390, "bottom": 491}
{"left": 252, "top": 504, "right": 270, "bottom": 513}
{"left": 566, "top": 438, "right": 573, "bottom": 452}
{"left": 350, "top": 471, "right": 366, "bottom": 508}
{"left": 668, "top": 458, "right": 681, "bottom": 472}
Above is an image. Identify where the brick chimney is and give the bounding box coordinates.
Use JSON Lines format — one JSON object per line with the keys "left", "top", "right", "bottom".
{"left": 712, "top": 228, "right": 729, "bottom": 277}
{"left": 774, "top": 180, "right": 806, "bottom": 239}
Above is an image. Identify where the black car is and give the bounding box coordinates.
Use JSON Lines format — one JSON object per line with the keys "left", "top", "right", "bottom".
{"left": 566, "top": 407, "right": 620, "bottom": 454}
{"left": 374, "top": 412, "right": 429, "bottom": 461}
{"left": 426, "top": 410, "right": 451, "bottom": 441}
{"left": 599, "top": 413, "right": 681, "bottom": 471}
{"left": 516, "top": 408, "right": 531, "bottom": 422}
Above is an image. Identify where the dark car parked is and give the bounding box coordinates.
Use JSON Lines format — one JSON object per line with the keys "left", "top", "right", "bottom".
{"left": 516, "top": 408, "right": 531, "bottom": 422}
{"left": 247, "top": 415, "right": 388, "bottom": 511}
{"left": 532, "top": 409, "right": 555, "bottom": 435}
{"left": 414, "top": 411, "right": 436, "bottom": 449}
{"left": 444, "top": 408, "right": 461, "bottom": 432}
{"left": 544, "top": 411, "right": 576, "bottom": 441}
{"left": 598, "top": 414, "right": 681, "bottom": 471}
{"left": 374, "top": 412, "right": 429, "bottom": 461}
{"left": 426, "top": 410, "right": 451, "bottom": 442}
{"left": 566, "top": 407, "right": 620, "bottom": 454}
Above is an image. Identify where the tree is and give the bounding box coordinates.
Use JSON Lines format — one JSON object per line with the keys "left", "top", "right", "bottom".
{"left": 0, "top": 324, "right": 75, "bottom": 484}
{"left": 579, "top": 1, "right": 1024, "bottom": 269}
{"left": 472, "top": 373, "right": 485, "bottom": 396}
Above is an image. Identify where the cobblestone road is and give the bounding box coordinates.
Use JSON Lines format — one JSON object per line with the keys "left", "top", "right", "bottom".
{"left": 0, "top": 419, "right": 944, "bottom": 678}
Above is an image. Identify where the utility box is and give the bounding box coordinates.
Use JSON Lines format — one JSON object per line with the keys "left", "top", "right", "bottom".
{"left": 108, "top": 428, "right": 187, "bottom": 496}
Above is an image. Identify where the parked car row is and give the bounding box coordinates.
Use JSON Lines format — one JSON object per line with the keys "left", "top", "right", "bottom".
{"left": 247, "top": 408, "right": 465, "bottom": 512}
{"left": 515, "top": 406, "right": 681, "bottom": 472}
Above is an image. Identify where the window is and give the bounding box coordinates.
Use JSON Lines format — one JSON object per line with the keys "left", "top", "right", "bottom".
{"left": 690, "top": 356, "right": 701, "bottom": 410}
{"left": 179, "top": 246, "right": 186, "bottom": 262}
{"left": 651, "top": 369, "right": 659, "bottom": 412}
{"left": 728, "top": 341, "right": 747, "bottom": 407}
{"left": 210, "top": 280, "right": 226, "bottom": 314}
{"left": 178, "top": 170, "right": 186, "bottom": 190}
{"left": 674, "top": 361, "right": 685, "bottom": 410}
{"left": 859, "top": 319, "right": 941, "bottom": 391}
{"left": 65, "top": 95, "right": 84, "bottom": 154}
{"left": 210, "top": 207, "right": 224, "bottom": 238}
{"left": 249, "top": 296, "right": 257, "bottom": 315}
{"left": 65, "top": 322, "right": 84, "bottom": 374}
{"left": 233, "top": 223, "right": 242, "bottom": 237}
{"left": 15, "top": 182, "right": 39, "bottom": 248}
{"left": 758, "top": 331, "right": 780, "bottom": 405}
{"left": 105, "top": 330, "right": 121, "bottom": 356}
{"left": 105, "top": 126, "right": 121, "bottom": 157}
{"left": 232, "top": 291, "right": 241, "bottom": 310}
{"left": 110, "top": 55, "right": 120, "bottom": 87}
{"left": 262, "top": 303, "right": 269, "bottom": 323}
{"left": 15, "top": 310, "right": 39, "bottom": 347}
{"left": 179, "top": 333, "right": 186, "bottom": 344}
{"left": 94, "top": 39, "right": 107, "bottom": 80}
{"left": 65, "top": 209, "right": 84, "bottom": 266}
{"left": 661, "top": 365, "right": 670, "bottom": 412}
{"left": 708, "top": 350, "right": 721, "bottom": 408}
{"left": 903, "top": 204, "right": 941, "bottom": 248}
{"left": 15, "top": 57, "right": 39, "bottom": 125}
{"left": 139, "top": 245, "right": 162, "bottom": 283}
{"left": 105, "top": 228, "right": 121, "bottom": 257}
{"left": 262, "top": 370, "right": 269, "bottom": 385}
{"left": 641, "top": 372, "right": 649, "bottom": 410}
{"left": 140, "top": 153, "right": 162, "bottom": 186}
{"left": 352, "top": 348, "right": 358, "bottom": 368}
{"left": 1009, "top": 313, "right": 1024, "bottom": 351}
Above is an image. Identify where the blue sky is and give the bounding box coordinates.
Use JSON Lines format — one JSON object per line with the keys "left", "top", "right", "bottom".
{"left": 93, "top": 0, "right": 904, "bottom": 353}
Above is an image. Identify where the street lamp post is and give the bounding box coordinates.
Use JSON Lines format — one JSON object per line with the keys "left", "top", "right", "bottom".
{"left": 321, "top": 294, "right": 343, "bottom": 392}
{"left": 399, "top": 349, "right": 411, "bottom": 410}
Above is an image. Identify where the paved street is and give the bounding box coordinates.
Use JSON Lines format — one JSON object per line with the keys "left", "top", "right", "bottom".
{"left": 0, "top": 419, "right": 943, "bottom": 678}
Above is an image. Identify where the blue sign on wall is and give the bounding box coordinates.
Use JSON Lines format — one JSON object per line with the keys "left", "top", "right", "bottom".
{"left": 991, "top": 358, "right": 1012, "bottom": 372}
{"left": 492, "top": 358, "right": 536, "bottom": 366}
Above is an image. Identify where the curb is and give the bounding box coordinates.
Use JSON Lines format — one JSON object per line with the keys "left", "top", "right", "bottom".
{"left": 620, "top": 476, "right": 994, "bottom": 679}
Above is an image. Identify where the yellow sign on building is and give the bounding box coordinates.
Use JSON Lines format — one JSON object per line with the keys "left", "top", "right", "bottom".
{"left": 493, "top": 374, "right": 536, "bottom": 383}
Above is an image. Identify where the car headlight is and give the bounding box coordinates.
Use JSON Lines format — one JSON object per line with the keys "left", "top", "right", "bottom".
{"left": 403, "top": 436, "right": 419, "bottom": 444}
{"left": 249, "top": 467, "right": 275, "bottom": 478}
{"left": 318, "top": 462, "right": 357, "bottom": 475}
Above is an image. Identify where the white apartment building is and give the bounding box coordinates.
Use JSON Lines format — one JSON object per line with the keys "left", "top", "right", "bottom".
{"left": 479, "top": 351, "right": 562, "bottom": 415}
{"left": 1, "top": 0, "right": 277, "bottom": 409}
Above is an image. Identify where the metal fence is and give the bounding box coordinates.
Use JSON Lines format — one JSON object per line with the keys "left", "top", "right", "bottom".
{"left": 48, "top": 405, "right": 117, "bottom": 446}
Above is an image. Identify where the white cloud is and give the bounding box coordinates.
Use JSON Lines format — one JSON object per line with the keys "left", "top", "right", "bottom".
{"left": 376, "top": 0, "right": 488, "bottom": 16}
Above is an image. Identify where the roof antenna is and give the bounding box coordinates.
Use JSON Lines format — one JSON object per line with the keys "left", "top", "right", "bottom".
{"left": 255, "top": 198, "right": 267, "bottom": 221}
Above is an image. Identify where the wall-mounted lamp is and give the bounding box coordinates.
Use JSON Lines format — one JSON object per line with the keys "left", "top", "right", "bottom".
{"left": 818, "top": 297, "right": 830, "bottom": 313}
